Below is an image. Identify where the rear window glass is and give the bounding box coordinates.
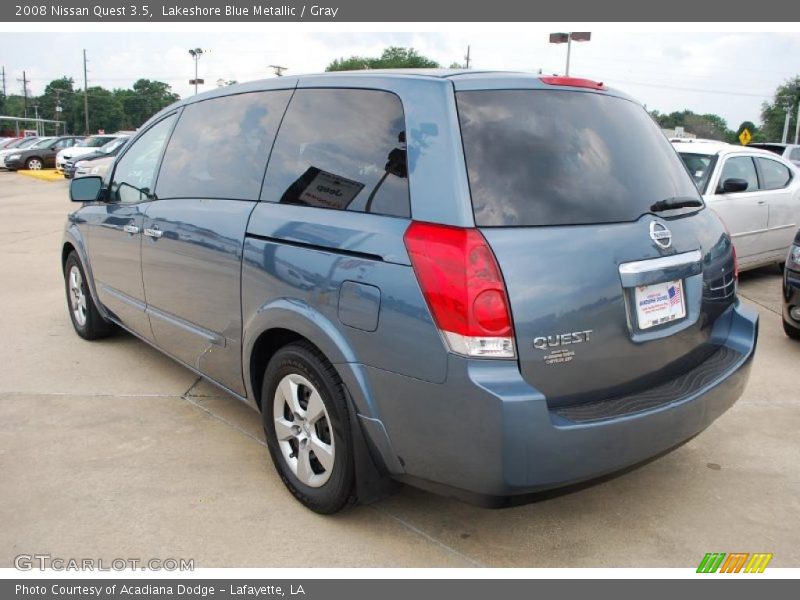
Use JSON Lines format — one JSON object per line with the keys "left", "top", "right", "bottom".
{"left": 157, "top": 90, "right": 292, "bottom": 201}
{"left": 261, "top": 88, "right": 410, "bottom": 218}
{"left": 456, "top": 90, "right": 701, "bottom": 226}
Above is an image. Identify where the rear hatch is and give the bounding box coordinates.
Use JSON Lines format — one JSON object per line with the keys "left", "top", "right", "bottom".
{"left": 456, "top": 87, "right": 737, "bottom": 407}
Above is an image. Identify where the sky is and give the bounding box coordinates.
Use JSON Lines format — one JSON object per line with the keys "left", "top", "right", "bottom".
{"left": 1, "top": 30, "right": 798, "bottom": 128}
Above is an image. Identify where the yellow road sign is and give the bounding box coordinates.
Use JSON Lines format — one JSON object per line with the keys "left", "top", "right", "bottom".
{"left": 739, "top": 128, "right": 752, "bottom": 145}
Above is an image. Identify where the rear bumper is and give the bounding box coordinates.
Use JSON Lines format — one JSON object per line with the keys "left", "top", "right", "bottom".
{"left": 355, "top": 300, "right": 758, "bottom": 502}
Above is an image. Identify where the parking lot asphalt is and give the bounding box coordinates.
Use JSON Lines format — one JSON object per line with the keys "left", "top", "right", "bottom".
{"left": 1, "top": 171, "right": 798, "bottom": 568}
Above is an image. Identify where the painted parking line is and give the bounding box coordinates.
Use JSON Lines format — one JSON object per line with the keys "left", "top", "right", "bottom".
{"left": 16, "top": 169, "right": 64, "bottom": 182}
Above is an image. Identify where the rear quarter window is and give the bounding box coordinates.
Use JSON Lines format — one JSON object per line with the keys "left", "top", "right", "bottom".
{"left": 260, "top": 88, "right": 410, "bottom": 218}
{"left": 756, "top": 157, "right": 793, "bottom": 190}
{"left": 456, "top": 90, "right": 701, "bottom": 226}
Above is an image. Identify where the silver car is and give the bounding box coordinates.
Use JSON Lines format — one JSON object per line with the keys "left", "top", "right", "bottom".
{"left": 675, "top": 141, "right": 800, "bottom": 271}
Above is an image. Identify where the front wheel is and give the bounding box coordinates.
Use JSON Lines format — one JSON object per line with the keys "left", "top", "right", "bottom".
{"left": 64, "top": 252, "right": 115, "bottom": 340}
{"left": 262, "top": 342, "right": 356, "bottom": 514}
{"left": 784, "top": 318, "right": 800, "bottom": 340}
{"left": 26, "top": 157, "right": 43, "bottom": 170}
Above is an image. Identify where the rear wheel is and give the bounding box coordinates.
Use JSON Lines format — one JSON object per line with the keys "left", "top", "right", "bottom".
{"left": 26, "top": 157, "right": 43, "bottom": 170}
{"left": 64, "top": 252, "right": 115, "bottom": 340}
{"left": 784, "top": 318, "right": 800, "bottom": 340}
{"left": 262, "top": 342, "right": 356, "bottom": 513}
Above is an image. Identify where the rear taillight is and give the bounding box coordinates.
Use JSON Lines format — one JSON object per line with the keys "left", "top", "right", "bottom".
{"left": 403, "top": 221, "right": 516, "bottom": 359}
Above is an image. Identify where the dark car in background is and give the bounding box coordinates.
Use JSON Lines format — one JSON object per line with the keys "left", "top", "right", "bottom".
{"left": 783, "top": 229, "right": 800, "bottom": 339}
{"left": 3, "top": 136, "right": 85, "bottom": 171}
{"left": 65, "top": 136, "right": 130, "bottom": 179}
{"left": 63, "top": 71, "right": 758, "bottom": 513}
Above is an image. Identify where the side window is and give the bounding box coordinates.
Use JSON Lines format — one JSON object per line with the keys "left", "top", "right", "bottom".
{"left": 156, "top": 90, "right": 292, "bottom": 201}
{"left": 757, "top": 157, "right": 792, "bottom": 190}
{"left": 109, "top": 114, "right": 177, "bottom": 204}
{"left": 719, "top": 156, "right": 758, "bottom": 193}
{"left": 261, "top": 88, "right": 410, "bottom": 218}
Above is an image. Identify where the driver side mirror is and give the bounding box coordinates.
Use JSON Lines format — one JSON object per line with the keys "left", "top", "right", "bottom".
{"left": 69, "top": 176, "right": 104, "bottom": 202}
{"left": 718, "top": 178, "right": 749, "bottom": 194}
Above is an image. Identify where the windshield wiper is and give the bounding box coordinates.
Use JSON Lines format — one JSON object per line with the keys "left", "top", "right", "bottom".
{"left": 650, "top": 197, "right": 703, "bottom": 213}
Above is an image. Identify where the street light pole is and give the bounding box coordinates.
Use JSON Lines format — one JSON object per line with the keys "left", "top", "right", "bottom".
{"left": 188, "top": 48, "right": 205, "bottom": 95}
{"left": 549, "top": 32, "right": 591, "bottom": 77}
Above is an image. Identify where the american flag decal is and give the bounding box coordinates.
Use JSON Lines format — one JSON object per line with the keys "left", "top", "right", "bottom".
{"left": 668, "top": 284, "right": 681, "bottom": 306}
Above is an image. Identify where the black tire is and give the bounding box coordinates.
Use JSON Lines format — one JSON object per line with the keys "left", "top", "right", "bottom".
{"left": 261, "top": 341, "right": 356, "bottom": 514}
{"left": 63, "top": 251, "right": 115, "bottom": 340}
{"left": 777, "top": 262, "right": 786, "bottom": 274}
{"left": 784, "top": 318, "right": 800, "bottom": 340}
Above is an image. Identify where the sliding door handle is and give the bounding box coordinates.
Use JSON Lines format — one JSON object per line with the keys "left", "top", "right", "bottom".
{"left": 143, "top": 228, "right": 163, "bottom": 239}
{"left": 122, "top": 224, "right": 140, "bottom": 235}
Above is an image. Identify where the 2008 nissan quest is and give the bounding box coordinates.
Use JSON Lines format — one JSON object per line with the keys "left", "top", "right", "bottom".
{"left": 62, "top": 70, "right": 759, "bottom": 513}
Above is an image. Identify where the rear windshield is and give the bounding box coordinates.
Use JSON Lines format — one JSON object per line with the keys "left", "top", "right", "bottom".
{"left": 456, "top": 90, "right": 701, "bottom": 226}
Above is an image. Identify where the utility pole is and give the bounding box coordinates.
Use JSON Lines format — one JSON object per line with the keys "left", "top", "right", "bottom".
{"left": 464, "top": 46, "right": 471, "bottom": 69}
{"left": 781, "top": 104, "right": 791, "bottom": 144}
{"left": 1, "top": 66, "right": 6, "bottom": 97}
{"left": 54, "top": 89, "right": 62, "bottom": 136}
{"left": 83, "top": 49, "right": 90, "bottom": 134}
{"left": 795, "top": 84, "right": 800, "bottom": 145}
{"left": 33, "top": 102, "right": 40, "bottom": 135}
{"left": 21, "top": 71, "right": 28, "bottom": 118}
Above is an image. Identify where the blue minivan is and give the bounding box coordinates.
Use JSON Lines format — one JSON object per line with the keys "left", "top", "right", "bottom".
{"left": 63, "top": 70, "right": 758, "bottom": 513}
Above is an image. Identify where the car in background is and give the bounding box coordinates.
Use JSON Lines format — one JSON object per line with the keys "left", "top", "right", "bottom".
{"left": 748, "top": 143, "right": 800, "bottom": 168}
{"left": 68, "top": 136, "right": 129, "bottom": 179}
{"left": 0, "top": 136, "right": 41, "bottom": 165}
{"left": 56, "top": 134, "right": 125, "bottom": 174}
{"left": 3, "top": 136, "right": 85, "bottom": 171}
{"left": 784, "top": 230, "right": 800, "bottom": 339}
{"left": 674, "top": 141, "right": 800, "bottom": 271}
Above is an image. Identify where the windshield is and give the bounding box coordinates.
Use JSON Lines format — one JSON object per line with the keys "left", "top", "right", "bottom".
{"left": 678, "top": 152, "right": 716, "bottom": 193}
{"left": 100, "top": 137, "right": 128, "bottom": 154}
{"left": 83, "top": 136, "right": 113, "bottom": 148}
{"left": 456, "top": 90, "right": 702, "bottom": 226}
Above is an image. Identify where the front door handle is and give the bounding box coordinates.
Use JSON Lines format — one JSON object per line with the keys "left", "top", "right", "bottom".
{"left": 757, "top": 200, "right": 767, "bottom": 205}
{"left": 143, "top": 227, "right": 163, "bottom": 239}
{"left": 122, "top": 224, "right": 140, "bottom": 235}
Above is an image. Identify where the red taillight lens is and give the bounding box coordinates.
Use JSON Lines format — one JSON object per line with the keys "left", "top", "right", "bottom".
{"left": 403, "top": 221, "right": 515, "bottom": 358}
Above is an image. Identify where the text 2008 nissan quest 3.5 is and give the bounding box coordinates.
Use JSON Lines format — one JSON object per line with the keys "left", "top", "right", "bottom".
{"left": 62, "top": 71, "right": 758, "bottom": 513}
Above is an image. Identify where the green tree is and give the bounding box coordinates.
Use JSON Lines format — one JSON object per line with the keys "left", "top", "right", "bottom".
{"left": 326, "top": 46, "right": 440, "bottom": 71}
{"left": 649, "top": 109, "right": 732, "bottom": 141}
{"left": 69, "top": 86, "right": 124, "bottom": 134}
{"left": 118, "top": 79, "right": 179, "bottom": 129}
{"left": 760, "top": 76, "right": 800, "bottom": 142}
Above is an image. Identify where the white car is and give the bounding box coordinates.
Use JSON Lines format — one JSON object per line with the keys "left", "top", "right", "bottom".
{"left": 674, "top": 141, "right": 800, "bottom": 271}
{"left": 55, "top": 134, "right": 122, "bottom": 174}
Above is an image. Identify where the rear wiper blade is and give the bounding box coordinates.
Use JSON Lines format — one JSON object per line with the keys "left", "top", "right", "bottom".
{"left": 650, "top": 197, "right": 704, "bottom": 212}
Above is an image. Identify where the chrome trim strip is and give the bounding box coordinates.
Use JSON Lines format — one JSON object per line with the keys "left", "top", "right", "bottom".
{"left": 619, "top": 250, "right": 702, "bottom": 274}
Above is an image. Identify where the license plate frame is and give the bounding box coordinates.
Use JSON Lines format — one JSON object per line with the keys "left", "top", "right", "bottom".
{"left": 633, "top": 279, "right": 687, "bottom": 330}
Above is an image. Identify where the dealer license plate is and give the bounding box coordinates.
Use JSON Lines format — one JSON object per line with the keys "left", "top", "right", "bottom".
{"left": 634, "top": 279, "right": 686, "bottom": 330}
